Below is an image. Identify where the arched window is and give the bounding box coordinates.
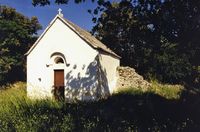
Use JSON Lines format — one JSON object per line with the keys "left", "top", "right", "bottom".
{"left": 54, "top": 57, "right": 64, "bottom": 64}
{"left": 50, "top": 52, "right": 70, "bottom": 67}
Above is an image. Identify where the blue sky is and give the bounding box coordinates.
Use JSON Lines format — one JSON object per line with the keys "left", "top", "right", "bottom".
{"left": 0, "top": 0, "right": 98, "bottom": 34}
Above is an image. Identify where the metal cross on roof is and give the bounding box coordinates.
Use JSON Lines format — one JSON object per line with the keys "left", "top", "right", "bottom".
{"left": 58, "top": 8, "right": 63, "bottom": 17}
{"left": 58, "top": 8, "right": 62, "bottom": 15}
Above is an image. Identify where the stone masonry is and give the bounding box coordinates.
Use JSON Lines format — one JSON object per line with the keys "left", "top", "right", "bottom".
{"left": 116, "top": 66, "right": 151, "bottom": 91}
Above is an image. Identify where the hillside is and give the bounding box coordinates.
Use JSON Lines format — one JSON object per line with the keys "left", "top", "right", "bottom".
{"left": 0, "top": 82, "right": 200, "bottom": 131}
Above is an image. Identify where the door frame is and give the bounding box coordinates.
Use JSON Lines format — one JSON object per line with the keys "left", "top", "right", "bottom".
{"left": 53, "top": 69, "right": 65, "bottom": 100}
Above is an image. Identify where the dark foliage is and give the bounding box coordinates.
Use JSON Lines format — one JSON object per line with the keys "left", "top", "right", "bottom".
{"left": 61, "top": 91, "right": 200, "bottom": 131}
{"left": 91, "top": 0, "right": 200, "bottom": 87}
{"left": 0, "top": 6, "right": 42, "bottom": 85}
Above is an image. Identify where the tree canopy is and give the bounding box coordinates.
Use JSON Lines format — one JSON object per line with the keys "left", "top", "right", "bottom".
{"left": 91, "top": 0, "right": 200, "bottom": 87}
{"left": 0, "top": 6, "right": 41, "bottom": 84}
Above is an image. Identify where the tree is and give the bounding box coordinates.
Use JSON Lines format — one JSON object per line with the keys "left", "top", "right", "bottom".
{"left": 0, "top": 6, "right": 42, "bottom": 85}
{"left": 92, "top": 0, "right": 200, "bottom": 86}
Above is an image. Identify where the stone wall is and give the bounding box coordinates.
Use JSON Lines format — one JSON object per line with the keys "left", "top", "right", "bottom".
{"left": 116, "top": 66, "right": 151, "bottom": 91}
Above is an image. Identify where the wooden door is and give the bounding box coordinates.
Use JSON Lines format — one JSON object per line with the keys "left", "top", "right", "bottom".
{"left": 54, "top": 70, "right": 64, "bottom": 100}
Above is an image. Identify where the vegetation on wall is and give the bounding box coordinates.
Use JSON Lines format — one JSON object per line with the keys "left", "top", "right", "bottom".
{"left": 0, "top": 6, "right": 42, "bottom": 85}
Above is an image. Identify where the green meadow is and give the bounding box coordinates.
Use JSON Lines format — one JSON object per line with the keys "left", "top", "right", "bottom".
{"left": 0, "top": 82, "right": 200, "bottom": 131}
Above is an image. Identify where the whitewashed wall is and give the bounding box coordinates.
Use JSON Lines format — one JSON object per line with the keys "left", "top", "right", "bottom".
{"left": 27, "top": 18, "right": 99, "bottom": 100}
{"left": 98, "top": 52, "right": 120, "bottom": 94}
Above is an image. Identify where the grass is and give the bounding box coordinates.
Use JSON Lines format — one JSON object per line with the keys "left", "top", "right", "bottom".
{"left": 0, "top": 82, "right": 73, "bottom": 131}
{"left": 116, "top": 80, "right": 183, "bottom": 99}
{"left": 150, "top": 80, "right": 183, "bottom": 99}
{"left": 0, "top": 81, "right": 200, "bottom": 131}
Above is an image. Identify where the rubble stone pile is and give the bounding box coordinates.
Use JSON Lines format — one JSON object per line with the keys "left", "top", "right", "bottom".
{"left": 116, "top": 66, "right": 151, "bottom": 91}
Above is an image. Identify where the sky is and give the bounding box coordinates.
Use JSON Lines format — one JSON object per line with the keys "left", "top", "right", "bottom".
{"left": 0, "top": 0, "right": 98, "bottom": 34}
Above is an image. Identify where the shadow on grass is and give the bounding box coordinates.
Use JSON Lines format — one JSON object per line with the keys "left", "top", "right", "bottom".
{"left": 1, "top": 86, "right": 200, "bottom": 131}
{"left": 62, "top": 90, "right": 200, "bottom": 131}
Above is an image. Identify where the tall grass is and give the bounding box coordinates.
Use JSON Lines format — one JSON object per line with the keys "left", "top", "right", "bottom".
{"left": 0, "top": 82, "right": 73, "bottom": 132}
{"left": 150, "top": 80, "right": 183, "bottom": 99}
{"left": 0, "top": 81, "right": 199, "bottom": 131}
{"left": 116, "top": 80, "right": 183, "bottom": 100}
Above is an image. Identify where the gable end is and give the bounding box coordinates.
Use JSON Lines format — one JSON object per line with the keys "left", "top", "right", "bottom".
{"left": 25, "top": 15, "right": 120, "bottom": 59}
